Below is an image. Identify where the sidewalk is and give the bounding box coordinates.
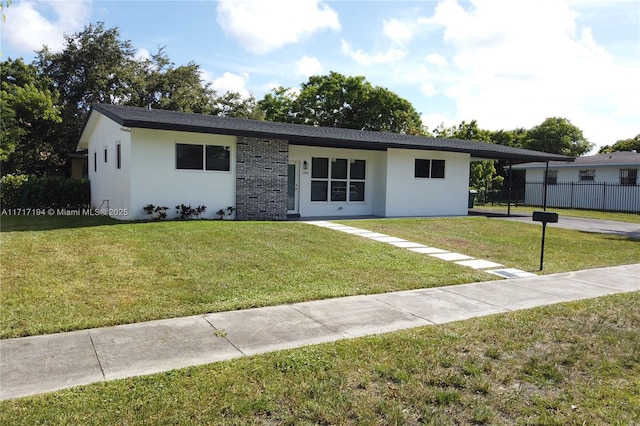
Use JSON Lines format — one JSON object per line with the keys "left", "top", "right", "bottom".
{"left": 1, "top": 264, "right": 638, "bottom": 401}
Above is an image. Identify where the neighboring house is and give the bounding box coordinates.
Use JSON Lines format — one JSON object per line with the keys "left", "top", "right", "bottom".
{"left": 512, "top": 151, "right": 640, "bottom": 212}
{"left": 67, "top": 152, "right": 88, "bottom": 179}
{"left": 78, "top": 104, "right": 570, "bottom": 220}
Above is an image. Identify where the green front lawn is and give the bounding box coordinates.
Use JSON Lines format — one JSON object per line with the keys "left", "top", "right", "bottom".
{"left": 2, "top": 292, "right": 638, "bottom": 425}
{"left": 1, "top": 215, "right": 638, "bottom": 339}
{"left": 0, "top": 217, "right": 490, "bottom": 339}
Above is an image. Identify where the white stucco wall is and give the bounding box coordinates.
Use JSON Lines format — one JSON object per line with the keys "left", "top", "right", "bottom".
{"left": 86, "top": 115, "right": 132, "bottom": 218}
{"left": 384, "top": 149, "right": 470, "bottom": 217}
{"left": 288, "top": 145, "right": 387, "bottom": 217}
{"left": 129, "top": 129, "right": 236, "bottom": 220}
{"left": 525, "top": 166, "right": 627, "bottom": 184}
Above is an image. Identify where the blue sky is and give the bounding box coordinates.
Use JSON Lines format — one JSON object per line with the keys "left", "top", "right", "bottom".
{"left": 2, "top": 0, "right": 639, "bottom": 151}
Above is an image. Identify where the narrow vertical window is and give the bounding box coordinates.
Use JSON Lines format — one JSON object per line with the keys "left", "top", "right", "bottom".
{"left": 104, "top": 147, "right": 107, "bottom": 163}
{"left": 93, "top": 151, "right": 97, "bottom": 172}
{"left": 116, "top": 143, "right": 121, "bottom": 169}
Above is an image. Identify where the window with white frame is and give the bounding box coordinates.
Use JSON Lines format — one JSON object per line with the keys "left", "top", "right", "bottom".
{"left": 579, "top": 169, "right": 595, "bottom": 181}
{"left": 116, "top": 143, "right": 121, "bottom": 169}
{"left": 414, "top": 159, "right": 445, "bottom": 179}
{"left": 620, "top": 169, "right": 638, "bottom": 186}
{"left": 311, "top": 157, "right": 366, "bottom": 202}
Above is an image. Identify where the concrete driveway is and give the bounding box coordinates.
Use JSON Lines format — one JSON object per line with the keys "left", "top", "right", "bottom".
{"left": 471, "top": 209, "right": 640, "bottom": 240}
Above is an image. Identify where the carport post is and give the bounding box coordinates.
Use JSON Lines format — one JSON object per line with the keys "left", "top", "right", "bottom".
{"left": 543, "top": 161, "right": 549, "bottom": 211}
{"left": 507, "top": 161, "right": 512, "bottom": 216}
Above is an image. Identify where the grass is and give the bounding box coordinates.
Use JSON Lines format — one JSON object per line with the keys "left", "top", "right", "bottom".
{"left": 474, "top": 204, "right": 640, "bottom": 223}
{"left": 2, "top": 215, "right": 639, "bottom": 339}
{"left": 1, "top": 291, "right": 638, "bottom": 425}
{"left": 339, "top": 216, "right": 640, "bottom": 274}
{"left": 0, "top": 216, "right": 491, "bottom": 339}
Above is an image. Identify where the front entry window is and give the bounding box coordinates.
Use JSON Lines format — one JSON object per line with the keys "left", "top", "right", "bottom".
{"left": 311, "top": 157, "right": 366, "bottom": 202}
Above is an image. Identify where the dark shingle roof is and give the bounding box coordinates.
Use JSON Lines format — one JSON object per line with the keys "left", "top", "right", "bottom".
{"left": 512, "top": 151, "right": 640, "bottom": 169}
{"left": 86, "top": 104, "right": 574, "bottom": 162}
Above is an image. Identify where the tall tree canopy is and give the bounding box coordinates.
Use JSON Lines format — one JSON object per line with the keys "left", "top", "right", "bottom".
{"left": 525, "top": 117, "right": 593, "bottom": 157}
{"left": 598, "top": 134, "right": 640, "bottom": 154}
{"left": 1, "top": 58, "right": 61, "bottom": 175}
{"left": 2, "top": 22, "right": 258, "bottom": 176}
{"left": 259, "top": 71, "right": 425, "bottom": 134}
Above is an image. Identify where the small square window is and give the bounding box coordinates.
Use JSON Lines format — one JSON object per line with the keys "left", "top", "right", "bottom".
{"left": 331, "top": 158, "right": 348, "bottom": 180}
{"left": 311, "top": 181, "right": 328, "bottom": 201}
{"left": 312, "top": 157, "right": 329, "bottom": 178}
{"left": 206, "top": 145, "right": 230, "bottom": 171}
{"left": 415, "top": 159, "right": 430, "bottom": 178}
{"left": 331, "top": 181, "right": 347, "bottom": 201}
{"left": 350, "top": 160, "right": 366, "bottom": 180}
{"left": 176, "top": 144, "right": 203, "bottom": 170}
{"left": 431, "top": 160, "right": 445, "bottom": 179}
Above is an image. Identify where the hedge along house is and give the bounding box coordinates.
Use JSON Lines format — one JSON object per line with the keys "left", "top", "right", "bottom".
{"left": 78, "top": 104, "right": 572, "bottom": 221}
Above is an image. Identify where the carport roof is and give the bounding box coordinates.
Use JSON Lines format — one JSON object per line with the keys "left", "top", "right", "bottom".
{"left": 81, "top": 104, "right": 574, "bottom": 163}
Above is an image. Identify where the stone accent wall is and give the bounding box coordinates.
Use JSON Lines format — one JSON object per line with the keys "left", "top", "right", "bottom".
{"left": 235, "top": 137, "right": 289, "bottom": 220}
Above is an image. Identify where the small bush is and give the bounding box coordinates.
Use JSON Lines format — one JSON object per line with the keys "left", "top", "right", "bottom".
{"left": 0, "top": 174, "right": 90, "bottom": 210}
{"left": 176, "top": 204, "right": 206, "bottom": 220}
{"left": 143, "top": 204, "right": 169, "bottom": 220}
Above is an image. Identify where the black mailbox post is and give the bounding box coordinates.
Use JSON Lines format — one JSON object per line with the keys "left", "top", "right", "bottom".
{"left": 533, "top": 211, "right": 559, "bottom": 270}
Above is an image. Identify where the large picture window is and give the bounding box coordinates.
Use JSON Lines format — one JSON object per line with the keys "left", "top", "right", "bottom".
{"left": 415, "top": 159, "right": 445, "bottom": 179}
{"left": 311, "top": 157, "right": 366, "bottom": 202}
{"left": 176, "top": 143, "right": 230, "bottom": 171}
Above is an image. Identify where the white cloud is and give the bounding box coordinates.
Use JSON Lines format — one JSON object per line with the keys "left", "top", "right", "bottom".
{"left": 426, "top": 53, "right": 448, "bottom": 68}
{"left": 416, "top": 0, "right": 640, "bottom": 148}
{"left": 210, "top": 72, "right": 251, "bottom": 98}
{"left": 295, "top": 55, "right": 323, "bottom": 77}
{"left": 421, "top": 113, "right": 458, "bottom": 133}
{"left": 216, "top": 0, "right": 340, "bottom": 55}
{"left": 135, "top": 48, "right": 151, "bottom": 61}
{"left": 341, "top": 39, "right": 407, "bottom": 66}
{"left": 420, "top": 82, "right": 436, "bottom": 97}
{"left": 383, "top": 18, "right": 413, "bottom": 46}
{"left": 2, "top": 0, "right": 91, "bottom": 53}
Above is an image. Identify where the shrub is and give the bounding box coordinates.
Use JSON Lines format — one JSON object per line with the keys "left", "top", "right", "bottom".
{"left": 175, "top": 204, "right": 207, "bottom": 220}
{"left": 0, "top": 174, "right": 90, "bottom": 210}
{"left": 143, "top": 204, "right": 169, "bottom": 220}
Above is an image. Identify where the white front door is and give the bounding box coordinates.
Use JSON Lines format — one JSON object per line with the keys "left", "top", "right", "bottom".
{"left": 287, "top": 162, "right": 299, "bottom": 214}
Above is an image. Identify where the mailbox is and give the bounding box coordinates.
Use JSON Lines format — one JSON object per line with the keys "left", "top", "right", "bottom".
{"left": 533, "top": 211, "right": 559, "bottom": 223}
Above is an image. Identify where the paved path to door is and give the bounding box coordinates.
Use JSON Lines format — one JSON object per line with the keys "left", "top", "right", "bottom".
{"left": 2, "top": 264, "right": 638, "bottom": 401}
{"left": 305, "top": 220, "right": 536, "bottom": 279}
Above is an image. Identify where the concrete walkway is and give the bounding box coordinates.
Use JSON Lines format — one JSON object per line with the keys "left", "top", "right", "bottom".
{"left": 306, "top": 220, "right": 536, "bottom": 279}
{"left": 1, "top": 264, "right": 638, "bottom": 401}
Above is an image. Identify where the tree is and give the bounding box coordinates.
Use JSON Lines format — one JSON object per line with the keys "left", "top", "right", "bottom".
{"left": 432, "top": 120, "right": 502, "bottom": 191}
{"left": 524, "top": 117, "right": 593, "bottom": 157}
{"left": 1, "top": 59, "right": 61, "bottom": 175}
{"left": 258, "top": 71, "right": 425, "bottom": 134}
{"left": 598, "top": 134, "right": 640, "bottom": 154}
{"left": 35, "top": 22, "right": 137, "bottom": 159}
